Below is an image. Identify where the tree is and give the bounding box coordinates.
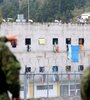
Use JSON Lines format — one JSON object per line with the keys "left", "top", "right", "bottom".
{"left": 60, "top": 0, "right": 75, "bottom": 23}
{"left": 35, "top": 0, "right": 61, "bottom": 22}
{"left": 75, "top": 0, "right": 86, "bottom": 9}
{"left": 0, "top": 0, "right": 3, "bottom": 3}
{"left": 0, "top": 0, "right": 88, "bottom": 23}
{"left": 1, "top": 0, "right": 18, "bottom": 19}
{"left": 0, "top": 10, "right": 3, "bottom": 25}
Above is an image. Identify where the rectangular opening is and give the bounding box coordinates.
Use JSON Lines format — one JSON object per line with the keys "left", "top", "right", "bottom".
{"left": 39, "top": 67, "right": 45, "bottom": 72}
{"left": 66, "top": 38, "right": 71, "bottom": 44}
{"left": 53, "top": 38, "right": 58, "bottom": 45}
{"left": 25, "top": 66, "right": 31, "bottom": 73}
{"left": 39, "top": 38, "right": 46, "bottom": 45}
{"left": 79, "top": 38, "right": 84, "bottom": 45}
{"left": 25, "top": 38, "right": 31, "bottom": 45}
{"left": 78, "top": 65, "right": 84, "bottom": 71}
{"left": 66, "top": 65, "right": 71, "bottom": 72}
{"left": 52, "top": 66, "right": 58, "bottom": 72}
{"left": 60, "top": 85, "right": 69, "bottom": 96}
{"left": 11, "top": 40, "right": 17, "bottom": 48}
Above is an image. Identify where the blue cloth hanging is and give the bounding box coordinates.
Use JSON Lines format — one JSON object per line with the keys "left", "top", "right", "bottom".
{"left": 71, "top": 45, "right": 80, "bottom": 62}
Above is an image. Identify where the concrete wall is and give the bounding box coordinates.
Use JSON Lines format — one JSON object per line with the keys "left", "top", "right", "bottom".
{"left": 1, "top": 23, "right": 88, "bottom": 98}
{"left": 0, "top": 22, "right": 90, "bottom": 73}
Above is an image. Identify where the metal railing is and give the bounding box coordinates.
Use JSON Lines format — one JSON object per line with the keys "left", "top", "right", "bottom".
{"left": 20, "top": 72, "right": 82, "bottom": 100}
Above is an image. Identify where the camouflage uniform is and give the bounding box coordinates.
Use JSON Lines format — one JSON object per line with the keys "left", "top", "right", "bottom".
{"left": 0, "top": 37, "right": 21, "bottom": 100}
{"left": 80, "top": 67, "right": 90, "bottom": 100}
{"left": 0, "top": 37, "right": 8, "bottom": 42}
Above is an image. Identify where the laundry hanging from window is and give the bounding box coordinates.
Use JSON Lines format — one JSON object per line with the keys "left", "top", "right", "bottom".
{"left": 67, "top": 45, "right": 80, "bottom": 62}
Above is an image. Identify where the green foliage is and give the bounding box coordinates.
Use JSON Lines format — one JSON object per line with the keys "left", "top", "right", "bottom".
{"left": 86, "top": 18, "right": 90, "bottom": 24}
{"left": 74, "top": 0, "right": 86, "bottom": 9}
{"left": 0, "top": 10, "right": 3, "bottom": 25}
{"left": 0, "top": 0, "right": 89, "bottom": 23}
{"left": 1, "top": 0, "right": 18, "bottom": 19}
{"left": 60, "top": 0, "right": 75, "bottom": 23}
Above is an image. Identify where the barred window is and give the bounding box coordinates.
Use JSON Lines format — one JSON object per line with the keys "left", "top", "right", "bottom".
{"left": 39, "top": 67, "right": 45, "bottom": 72}
{"left": 78, "top": 38, "right": 84, "bottom": 45}
{"left": 25, "top": 38, "right": 31, "bottom": 45}
{"left": 53, "top": 38, "right": 58, "bottom": 45}
{"left": 78, "top": 65, "right": 84, "bottom": 71}
{"left": 52, "top": 66, "right": 58, "bottom": 72}
{"left": 66, "top": 66, "right": 71, "bottom": 72}
{"left": 66, "top": 38, "right": 71, "bottom": 44}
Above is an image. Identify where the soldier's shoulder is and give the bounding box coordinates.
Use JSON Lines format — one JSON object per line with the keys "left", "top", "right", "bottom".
{"left": 0, "top": 42, "right": 7, "bottom": 51}
{"left": 82, "top": 67, "right": 90, "bottom": 78}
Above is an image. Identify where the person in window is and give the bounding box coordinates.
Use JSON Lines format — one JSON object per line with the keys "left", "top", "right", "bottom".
{"left": 0, "top": 34, "right": 21, "bottom": 100}
{"left": 80, "top": 66, "right": 90, "bottom": 100}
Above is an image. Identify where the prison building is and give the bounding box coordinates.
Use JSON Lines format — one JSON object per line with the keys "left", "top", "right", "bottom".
{"left": 0, "top": 22, "right": 90, "bottom": 98}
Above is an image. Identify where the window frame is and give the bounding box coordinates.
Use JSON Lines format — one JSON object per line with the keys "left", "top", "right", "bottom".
{"left": 39, "top": 66, "right": 45, "bottom": 72}
{"left": 25, "top": 38, "right": 31, "bottom": 45}
{"left": 78, "top": 38, "right": 84, "bottom": 45}
{"left": 66, "top": 65, "right": 71, "bottom": 72}
{"left": 39, "top": 38, "right": 46, "bottom": 45}
{"left": 78, "top": 65, "right": 84, "bottom": 71}
{"left": 53, "top": 38, "right": 58, "bottom": 45}
{"left": 52, "top": 66, "right": 58, "bottom": 72}
{"left": 66, "top": 38, "right": 71, "bottom": 44}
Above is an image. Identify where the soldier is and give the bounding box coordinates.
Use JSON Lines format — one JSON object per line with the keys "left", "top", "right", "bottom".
{"left": 0, "top": 34, "right": 17, "bottom": 43}
{"left": 0, "top": 34, "right": 21, "bottom": 100}
{"left": 80, "top": 67, "right": 90, "bottom": 100}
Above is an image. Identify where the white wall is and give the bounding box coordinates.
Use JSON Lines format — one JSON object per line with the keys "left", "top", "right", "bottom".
{"left": 0, "top": 23, "right": 90, "bottom": 73}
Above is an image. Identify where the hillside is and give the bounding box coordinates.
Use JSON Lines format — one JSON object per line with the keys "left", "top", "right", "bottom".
{"left": 0, "top": 0, "right": 90, "bottom": 23}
